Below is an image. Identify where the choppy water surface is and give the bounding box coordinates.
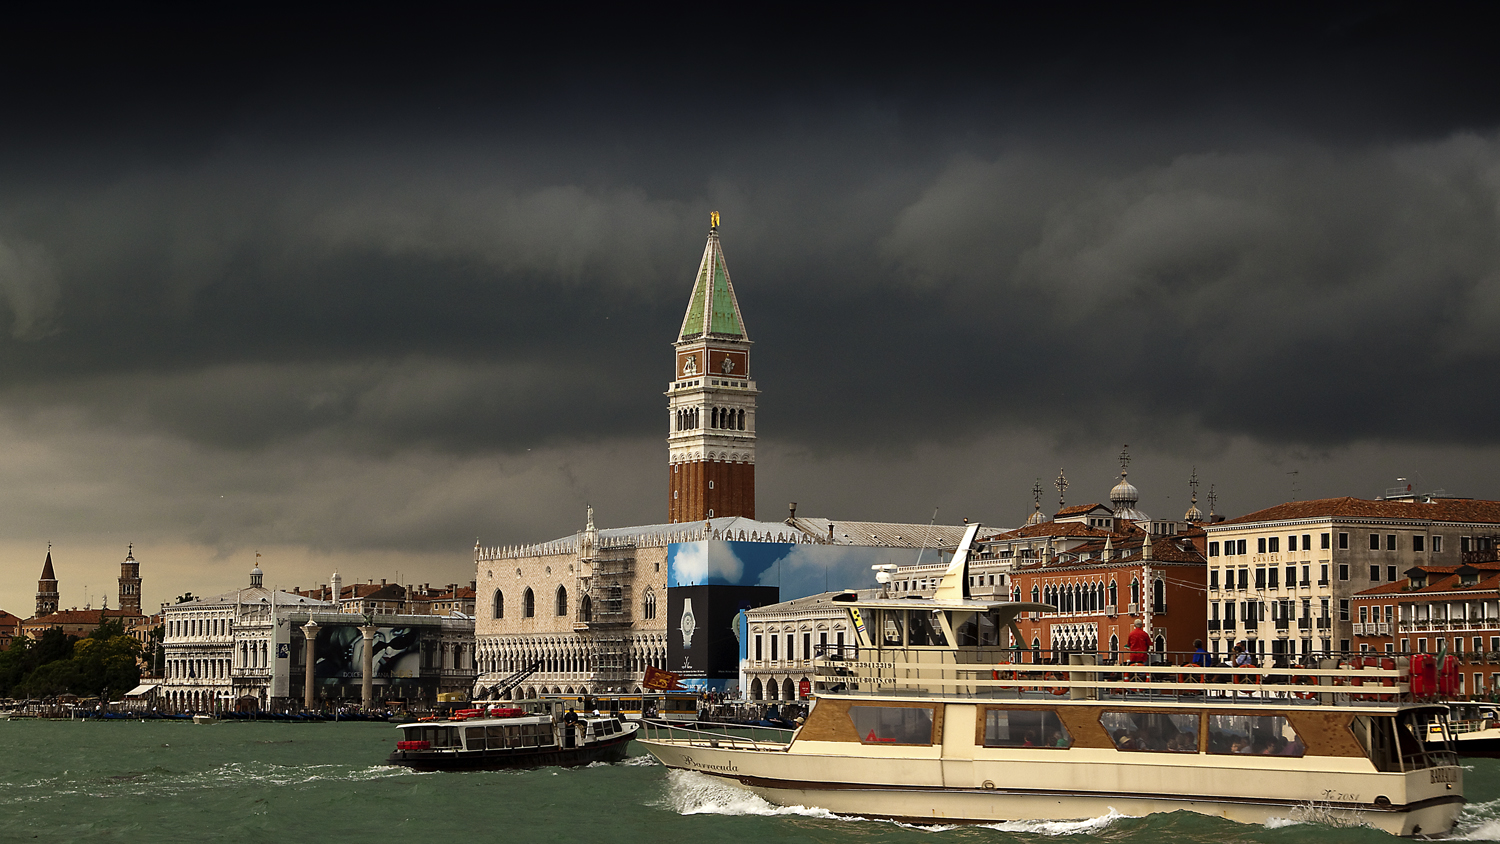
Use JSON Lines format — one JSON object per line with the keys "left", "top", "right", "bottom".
{"left": 5, "top": 719, "right": 1500, "bottom": 843}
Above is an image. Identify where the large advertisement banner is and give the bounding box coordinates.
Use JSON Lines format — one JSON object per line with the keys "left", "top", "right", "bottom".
{"left": 313, "top": 625, "right": 422, "bottom": 680}
{"left": 667, "top": 584, "right": 779, "bottom": 684}
{"left": 667, "top": 540, "right": 941, "bottom": 597}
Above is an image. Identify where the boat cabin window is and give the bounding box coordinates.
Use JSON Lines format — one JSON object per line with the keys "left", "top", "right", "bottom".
{"left": 880, "top": 611, "right": 904, "bottom": 646}
{"left": 954, "top": 611, "right": 1002, "bottom": 648}
{"left": 907, "top": 610, "right": 946, "bottom": 647}
{"left": 407, "top": 725, "right": 460, "bottom": 748}
{"left": 1206, "top": 714, "right": 1304, "bottom": 756}
{"left": 1395, "top": 710, "right": 1455, "bottom": 771}
{"left": 466, "top": 726, "right": 516, "bottom": 751}
{"left": 982, "top": 708, "right": 1071, "bottom": 749}
{"left": 1100, "top": 711, "right": 1198, "bottom": 753}
{"left": 848, "top": 705, "right": 935, "bottom": 746}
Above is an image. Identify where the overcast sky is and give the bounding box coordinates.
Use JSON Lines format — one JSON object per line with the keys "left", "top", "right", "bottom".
{"left": 4, "top": 5, "right": 1500, "bottom": 614}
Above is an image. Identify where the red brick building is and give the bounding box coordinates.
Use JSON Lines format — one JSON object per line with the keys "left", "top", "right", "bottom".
{"left": 1352, "top": 536, "right": 1500, "bottom": 698}
{"left": 991, "top": 458, "right": 1209, "bottom": 663}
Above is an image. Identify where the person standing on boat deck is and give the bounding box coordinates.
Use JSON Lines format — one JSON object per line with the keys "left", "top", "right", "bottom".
{"left": 1191, "top": 640, "right": 1208, "bottom": 667}
{"left": 1127, "top": 621, "right": 1150, "bottom": 665}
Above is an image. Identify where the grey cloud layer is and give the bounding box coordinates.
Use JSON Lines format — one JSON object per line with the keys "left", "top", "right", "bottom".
{"left": 4, "top": 129, "right": 1500, "bottom": 458}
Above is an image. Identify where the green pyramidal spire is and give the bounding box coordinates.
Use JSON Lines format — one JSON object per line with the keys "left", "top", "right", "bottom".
{"left": 678, "top": 212, "right": 748, "bottom": 342}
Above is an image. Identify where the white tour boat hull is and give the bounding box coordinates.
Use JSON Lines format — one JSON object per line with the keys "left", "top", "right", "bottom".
{"left": 644, "top": 735, "right": 1463, "bottom": 835}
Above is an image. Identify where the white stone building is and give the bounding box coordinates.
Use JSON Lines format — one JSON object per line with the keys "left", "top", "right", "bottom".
{"left": 160, "top": 565, "right": 332, "bottom": 712}
{"left": 1204, "top": 492, "right": 1500, "bottom": 666}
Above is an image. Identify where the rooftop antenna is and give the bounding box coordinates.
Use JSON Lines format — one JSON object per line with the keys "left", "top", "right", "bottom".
{"left": 916, "top": 508, "right": 939, "bottom": 566}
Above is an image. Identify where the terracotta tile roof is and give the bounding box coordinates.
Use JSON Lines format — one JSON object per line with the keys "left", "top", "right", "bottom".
{"left": 1054, "top": 503, "right": 1109, "bottom": 517}
{"left": 1216, "top": 497, "right": 1500, "bottom": 526}
{"left": 1354, "top": 569, "right": 1500, "bottom": 598}
{"left": 989, "top": 522, "right": 1113, "bottom": 540}
{"left": 24, "top": 608, "right": 135, "bottom": 626}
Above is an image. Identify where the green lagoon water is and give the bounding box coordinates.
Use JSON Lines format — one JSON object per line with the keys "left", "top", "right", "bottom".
{"left": 6, "top": 719, "right": 1500, "bottom": 843}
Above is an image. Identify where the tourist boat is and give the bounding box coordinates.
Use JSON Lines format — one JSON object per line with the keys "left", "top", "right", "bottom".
{"left": 1427, "top": 701, "right": 1500, "bottom": 756}
{"left": 386, "top": 702, "right": 639, "bottom": 771}
{"left": 638, "top": 523, "right": 1465, "bottom": 836}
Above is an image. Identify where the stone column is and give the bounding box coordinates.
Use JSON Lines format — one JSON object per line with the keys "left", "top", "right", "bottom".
{"left": 301, "top": 621, "right": 320, "bottom": 712}
{"left": 360, "top": 625, "right": 377, "bottom": 711}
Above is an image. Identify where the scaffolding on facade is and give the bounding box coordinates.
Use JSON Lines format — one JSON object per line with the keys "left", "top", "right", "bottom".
{"left": 584, "top": 543, "right": 636, "bottom": 691}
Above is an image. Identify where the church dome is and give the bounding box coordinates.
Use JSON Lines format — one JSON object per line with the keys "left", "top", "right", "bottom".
{"left": 1184, "top": 503, "right": 1204, "bottom": 523}
{"left": 1110, "top": 476, "right": 1139, "bottom": 508}
{"left": 1026, "top": 508, "right": 1049, "bottom": 526}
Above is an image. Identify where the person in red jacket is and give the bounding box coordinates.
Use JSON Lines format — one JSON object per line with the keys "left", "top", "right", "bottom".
{"left": 1127, "top": 621, "right": 1151, "bottom": 666}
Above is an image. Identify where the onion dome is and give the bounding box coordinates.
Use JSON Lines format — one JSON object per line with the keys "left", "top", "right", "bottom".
{"left": 1184, "top": 502, "right": 1204, "bottom": 523}
{"left": 1110, "top": 474, "right": 1139, "bottom": 510}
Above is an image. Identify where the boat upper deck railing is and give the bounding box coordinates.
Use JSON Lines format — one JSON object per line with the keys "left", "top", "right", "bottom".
{"left": 811, "top": 647, "right": 1449, "bottom": 708}
{"left": 639, "top": 719, "right": 795, "bottom": 751}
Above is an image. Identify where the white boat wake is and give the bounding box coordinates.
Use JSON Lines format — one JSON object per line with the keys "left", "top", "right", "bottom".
{"left": 657, "top": 769, "right": 1132, "bottom": 834}
{"left": 658, "top": 769, "right": 838, "bottom": 819}
{"left": 1453, "top": 798, "right": 1500, "bottom": 841}
{"left": 979, "top": 808, "right": 1133, "bottom": 835}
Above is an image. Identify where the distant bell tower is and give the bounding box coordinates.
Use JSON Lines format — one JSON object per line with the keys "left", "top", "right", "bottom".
{"left": 668, "top": 212, "right": 757, "bottom": 523}
{"left": 36, "top": 547, "right": 59, "bottom": 617}
{"left": 118, "top": 544, "right": 142, "bottom": 616}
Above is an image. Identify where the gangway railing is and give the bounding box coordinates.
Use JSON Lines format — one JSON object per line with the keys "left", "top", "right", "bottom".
{"left": 811, "top": 648, "right": 1442, "bottom": 707}
{"left": 639, "top": 719, "right": 796, "bottom": 752}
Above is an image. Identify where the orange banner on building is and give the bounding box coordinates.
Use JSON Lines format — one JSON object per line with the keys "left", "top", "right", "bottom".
{"left": 643, "top": 666, "right": 683, "bottom": 690}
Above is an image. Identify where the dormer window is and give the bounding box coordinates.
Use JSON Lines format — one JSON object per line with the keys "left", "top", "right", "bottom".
{"left": 1410, "top": 574, "right": 1427, "bottom": 589}
{"left": 1457, "top": 566, "right": 1482, "bottom": 587}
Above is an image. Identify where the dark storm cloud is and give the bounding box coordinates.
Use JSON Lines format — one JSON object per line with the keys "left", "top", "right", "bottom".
{"left": 2, "top": 4, "right": 1500, "bottom": 576}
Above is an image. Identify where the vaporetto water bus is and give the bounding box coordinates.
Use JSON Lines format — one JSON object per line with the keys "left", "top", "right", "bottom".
{"left": 387, "top": 701, "right": 638, "bottom": 771}
{"left": 639, "top": 524, "right": 1465, "bottom": 836}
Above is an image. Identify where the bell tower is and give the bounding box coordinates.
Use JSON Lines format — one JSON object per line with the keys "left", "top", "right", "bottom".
{"left": 36, "top": 546, "right": 59, "bottom": 618}
{"left": 119, "top": 544, "right": 142, "bottom": 616}
{"left": 668, "top": 213, "right": 757, "bottom": 522}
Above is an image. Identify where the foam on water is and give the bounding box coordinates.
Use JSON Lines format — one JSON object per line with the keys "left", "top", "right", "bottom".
{"left": 659, "top": 769, "right": 838, "bottom": 818}
{"left": 979, "top": 807, "right": 1133, "bottom": 835}
{"left": 1455, "top": 798, "right": 1500, "bottom": 840}
{"left": 659, "top": 769, "right": 1134, "bottom": 834}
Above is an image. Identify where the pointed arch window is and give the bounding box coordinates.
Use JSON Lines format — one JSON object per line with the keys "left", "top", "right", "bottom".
{"left": 643, "top": 588, "right": 657, "bottom": 620}
{"left": 580, "top": 594, "right": 592, "bottom": 623}
{"left": 1152, "top": 578, "right": 1166, "bottom": 613}
{"left": 555, "top": 585, "right": 568, "bottom": 617}
{"left": 1130, "top": 578, "right": 1141, "bottom": 605}
{"left": 1030, "top": 585, "right": 1039, "bottom": 603}
{"left": 523, "top": 588, "right": 535, "bottom": 618}
{"left": 493, "top": 590, "right": 504, "bottom": 619}
{"left": 1109, "top": 580, "right": 1118, "bottom": 607}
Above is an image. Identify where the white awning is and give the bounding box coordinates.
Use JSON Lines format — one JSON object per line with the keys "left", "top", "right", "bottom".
{"left": 124, "top": 683, "right": 159, "bottom": 697}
